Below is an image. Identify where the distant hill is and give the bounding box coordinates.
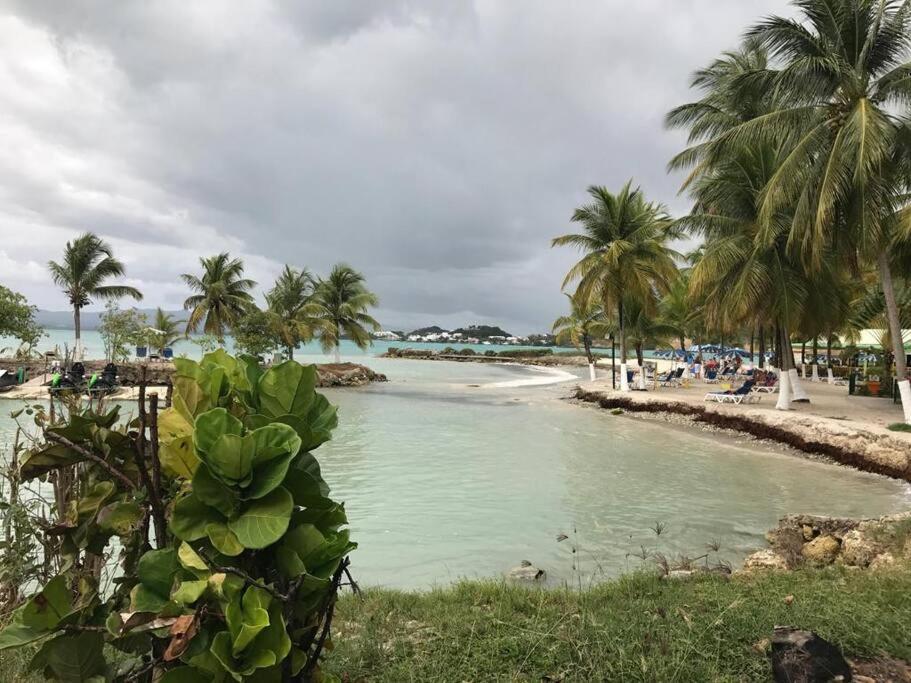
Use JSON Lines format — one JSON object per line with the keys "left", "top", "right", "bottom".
{"left": 452, "top": 325, "right": 512, "bottom": 339}
{"left": 36, "top": 309, "right": 186, "bottom": 331}
{"left": 407, "top": 325, "right": 448, "bottom": 337}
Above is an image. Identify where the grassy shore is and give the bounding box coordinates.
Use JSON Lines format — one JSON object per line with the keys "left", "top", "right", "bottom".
{"left": 325, "top": 567, "right": 911, "bottom": 681}
{"left": 0, "top": 567, "right": 908, "bottom": 680}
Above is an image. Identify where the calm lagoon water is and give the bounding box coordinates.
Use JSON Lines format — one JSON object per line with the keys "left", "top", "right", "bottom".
{"left": 1, "top": 353, "right": 908, "bottom": 589}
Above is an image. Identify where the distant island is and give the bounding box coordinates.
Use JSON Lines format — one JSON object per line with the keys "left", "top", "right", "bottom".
{"left": 373, "top": 324, "right": 555, "bottom": 346}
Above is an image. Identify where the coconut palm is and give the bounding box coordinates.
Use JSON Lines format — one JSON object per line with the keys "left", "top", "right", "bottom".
{"left": 658, "top": 270, "right": 704, "bottom": 375}
{"left": 150, "top": 308, "right": 185, "bottom": 355}
{"left": 312, "top": 264, "right": 380, "bottom": 363}
{"left": 623, "top": 297, "right": 678, "bottom": 389}
{"left": 552, "top": 182, "right": 679, "bottom": 391}
{"left": 181, "top": 253, "right": 256, "bottom": 341}
{"left": 265, "top": 265, "right": 319, "bottom": 359}
{"left": 47, "top": 232, "right": 142, "bottom": 359}
{"left": 683, "top": 0, "right": 911, "bottom": 417}
{"left": 552, "top": 289, "right": 616, "bottom": 381}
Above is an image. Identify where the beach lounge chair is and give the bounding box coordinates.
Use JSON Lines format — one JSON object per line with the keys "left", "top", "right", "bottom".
{"left": 660, "top": 367, "right": 685, "bottom": 387}
{"left": 704, "top": 380, "right": 761, "bottom": 404}
{"left": 752, "top": 376, "right": 779, "bottom": 393}
{"left": 703, "top": 369, "right": 719, "bottom": 383}
{"left": 163, "top": 347, "right": 174, "bottom": 360}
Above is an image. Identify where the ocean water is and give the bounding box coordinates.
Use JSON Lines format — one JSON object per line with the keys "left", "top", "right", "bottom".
{"left": 0, "top": 356, "right": 907, "bottom": 589}
{"left": 1, "top": 328, "right": 563, "bottom": 362}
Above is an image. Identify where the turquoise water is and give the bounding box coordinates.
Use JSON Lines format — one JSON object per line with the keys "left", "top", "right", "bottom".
{"left": 0, "top": 357, "right": 908, "bottom": 589}
{"left": 1, "top": 328, "right": 563, "bottom": 362}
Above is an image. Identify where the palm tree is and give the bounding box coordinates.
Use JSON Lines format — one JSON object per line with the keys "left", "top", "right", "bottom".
{"left": 658, "top": 270, "right": 703, "bottom": 377}
{"left": 181, "top": 253, "right": 256, "bottom": 341}
{"left": 624, "top": 298, "right": 678, "bottom": 389}
{"left": 552, "top": 289, "right": 616, "bottom": 381}
{"left": 552, "top": 182, "right": 679, "bottom": 391}
{"left": 47, "top": 232, "right": 142, "bottom": 359}
{"left": 151, "top": 308, "right": 185, "bottom": 355}
{"left": 686, "top": 1, "right": 911, "bottom": 418}
{"left": 312, "top": 264, "right": 380, "bottom": 363}
{"left": 265, "top": 265, "right": 318, "bottom": 360}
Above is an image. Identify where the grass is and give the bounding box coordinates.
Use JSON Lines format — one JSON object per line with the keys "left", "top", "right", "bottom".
{"left": 887, "top": 422, "right": 911, "bottom": 432}
{"left": 325, "top": 567, "right": 911, "bottom": 682}
{"left": 1, "top": 567, "right": 908, "bottom": 682}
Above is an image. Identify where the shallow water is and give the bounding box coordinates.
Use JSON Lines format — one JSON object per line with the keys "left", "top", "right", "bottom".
{"left": 1, "top": 357, "right": 908, "bottom": 589}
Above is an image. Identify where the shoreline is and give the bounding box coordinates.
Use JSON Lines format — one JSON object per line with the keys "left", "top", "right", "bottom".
{"left": 571, "top": 384, "right": 911, "bottom": 483}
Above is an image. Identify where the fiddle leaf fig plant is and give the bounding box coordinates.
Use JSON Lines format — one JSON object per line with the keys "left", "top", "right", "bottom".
{"left": 0, "top": 351, "right": 354, "bottom": 681}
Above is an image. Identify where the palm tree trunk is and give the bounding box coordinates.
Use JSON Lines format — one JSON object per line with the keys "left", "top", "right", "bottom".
{"left": 334, "top": 322, "right": 341, "bottom": 364}
{"left": 826, "top": 334, "right": 835, "bottom": 384}
{"left": 758, "top": 325, "right": 766, "bottom": 369}
{"left": 73, "top": 305, "right": 82, "bottom": 360}
{"left": 287, "top": 344, "right": 294, "bottom": 361}
{"left": 800, "top": 340, "right": 807, "bottom": 378}
{"left": 878, "top": 252, "right": 911, "bottom": 421}
{"left": 636, "top": 343, "right": 646, "bottom": 390}
{"left": 811, "top": 336, "right": 820, "bottom": 382}
{"left": 787, "top": 334, "right": 810, "bottom": 402}
{"left": 584, "top": 335, "right": 596, "bottom": 382}
{"left": 618, "top": 301, "right": 629, "bottom": 392}
{"left": 775, "top": 324, "right": 793, "bottom": 410}
{"left": 611, "top": 336, "right": 616, "bottom": 390}
{"left": 680, "top": 336, "right": 689, "bottom": 378}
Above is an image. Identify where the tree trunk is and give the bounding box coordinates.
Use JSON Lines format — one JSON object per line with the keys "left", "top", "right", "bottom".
{"left": 74, "top": 306, "right": 82, "bottom": 360}
{"left": 618, "top": 301, "right": 629, "bottom": 392}
{"left": 287, "top": 344, "right": 294, "bottom": 361}
{"left": 611, "top": 337, "right": 616, "bottom": 390}
{"left": 680, "top": 336, "right": 689, "bottom": 378}
{"left": 636, "top": 343, "right": 646, "bottom": 390}
{"left": 811, "top": 336, "right": 820, "bottom": 382}
{"left": 758, "top": 325, "right": 766, "bottom": 369}
{"left": 787, "top": 334, "right": 810, "bottom": 402}
{"left": 775, "top": 324, "right": 793, "bottom": 410}
{"left": 584, "top": 336, "right": 596, "bottom": 381}
{"left": 826, "top": 335, "right": 835, "bottom": 384}
{"left": 878, "top": 252, "right": 911, "bottom": 421}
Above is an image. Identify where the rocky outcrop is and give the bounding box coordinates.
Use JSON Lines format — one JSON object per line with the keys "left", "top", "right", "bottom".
{"left": 506, "top": 560, "right": 546, "bottom": 582}
{"left": 314, "top": 363, "right": 387, "bottom": 387}
{"left": 800, "top": 535, "right": 841, "bottom": 566}
{"left": 748, "top": 512, "right": 911, "bottom": 573}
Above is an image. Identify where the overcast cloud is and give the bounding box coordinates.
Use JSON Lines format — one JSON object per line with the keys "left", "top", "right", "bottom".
{"left": 0, "top": 0, "right": 792, "bottom": 333}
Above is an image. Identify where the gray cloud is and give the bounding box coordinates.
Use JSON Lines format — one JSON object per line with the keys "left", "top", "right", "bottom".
{"left": 0, "top": 0, "right": 792, "bottom": 333}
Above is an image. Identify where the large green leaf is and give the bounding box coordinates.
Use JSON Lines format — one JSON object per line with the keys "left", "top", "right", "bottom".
{"left": 226, "top": 586, "right": 271, "bottom": 655}
{"left": 160, "top": 434, "right": 199, "bottom": 480}
{"left": 283, "top": 454, "right": 331, "bottom": 507}
{"left": 193, "top": 464, "right": 240, "bottom": 517}
{"left": 130, "top": 548, "right": 180, "bottom": 613}
{"left": 210, "top": 601, "right": 290, "bottom": 681}
{"left": 29, "top": 631, "right": 105, "bottom": 682}
{"left": 171, "top": 493, "right": 225, "bottom": 542}
{"left": 194, "top": 409, "right": 244, "bottom": 457}
{"left": 157, "top": 667, "right": 214, "bottom": 683}
{"left": 0, "top": 618, "right": 53, "bottom": 651}
{"left": 244, "top": 452, "right": 297, "bottom": 501}
{"left": 171, "top": 579, "right": 208, "bottom": 604}
{"left": 97, "top": 501, "right": 142, "bottom": 536}
{"left": 257, "top": 362, "right": 317, "bottom": 419}
{"left": 20, "top": 575, "right": 73, "bottom": 631}
{"left": 206, "top": 523, "right": 244, "bottom": 557}
{"left": 228, "top": 487, "right": 293, "bottom": 549}
{"left": 250, "top": 424, "right": 301, "bottom": 466}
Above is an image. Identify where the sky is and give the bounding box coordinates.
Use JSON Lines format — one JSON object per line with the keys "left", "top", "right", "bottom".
{"left": 0, "top": 0, "right": 792, "bottom": 334}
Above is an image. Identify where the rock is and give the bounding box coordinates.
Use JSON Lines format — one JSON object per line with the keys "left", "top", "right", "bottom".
{"left": 663, "top": 569, "right": 698, "bottom": 581}
{"left": 869, "top": 552, "right": 896, "bottom": 571}
{"left": 770, "top": 627, "right": 852, "bottom": 683}
{"left": 741, "top": 549, "right": 788, "bottom": 572}
{"left": 841, "top": 530, "right": 882, "bottom": 568}
{"left": 801, "top": 524, "right": 816, "bottom": 542}
{"left": 801, "top": 535, "right": 840, "bottom": 566}
{"left": 506, "top": 561, "right": 545, "bottom": 582}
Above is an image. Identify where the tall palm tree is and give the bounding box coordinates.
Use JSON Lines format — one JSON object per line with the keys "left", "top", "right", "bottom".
{"left": 181, "top": 253, "right": 256, "bottom": 342}
{"left": 623, "top": 297, "right": 678, "bottom": 389}
{"left": 47, "top": 232, "right": 142, "bottom": 359}
{"left": 265, "top": 265, "right": 318, "bottom": 360}
{"left": 552, "top": 289, "right": 616, "bottom": 381}
{"left": 687, "top": 0, "right": 911, "bottom": 418}
{"left": 658, "top": 270, "right": 703, "bottom": 376}
{"left": 312, "top": 264, "right": 380, "bottom": 363}
{"left": 151, "top": 308, "right": 185, "bottom": 355}
{"left": 552, "top": 182, "right": 679, "bottom": 391}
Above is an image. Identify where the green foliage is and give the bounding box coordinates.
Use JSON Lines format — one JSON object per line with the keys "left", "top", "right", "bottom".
{"left": 99, "top": 301, "right": 148, "bottom": 361}
{"left": 232, "top": 307, "right": 281, "bottom": 358}
{"left": 182, "top": 253, "right": 256, "bottom": 340}
{"left": 312, "top": 264, "right": 380, "bottom": 358}
{"left": 0, "top": 351, "right": 353, "bottom": 681}
{"left": 887, "top": 422, "right": 911, "bottom": 432}
{"left": 0, "top": 285, "right": 45, "bottom": 355}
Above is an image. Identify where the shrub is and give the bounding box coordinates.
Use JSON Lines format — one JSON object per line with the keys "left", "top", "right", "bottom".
{"left": 887, "top": 422, "right": 911, "bottom": 432}
{"left": 0, "top": 351, "right": 354, "bottom": 681}
{"left": 459, "top": 348, "right": 476, "bottom": 356}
